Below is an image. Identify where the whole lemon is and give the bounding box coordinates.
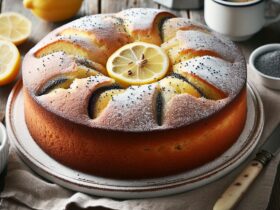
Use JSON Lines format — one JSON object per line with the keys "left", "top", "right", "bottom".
{"left": 23, "top": 0, "right": 83, "bottom": 22}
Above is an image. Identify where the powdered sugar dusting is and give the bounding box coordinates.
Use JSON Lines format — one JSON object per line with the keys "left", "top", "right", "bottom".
{"left": 45, "top": 35, "right": 108, "bottom": 65}
{"left": 64, "top": 14, "right": 131, "bottom": 57}
{"left": 117, "top": 8, "right": 162, "bottom": 31}
{"left": 22, "top": 8, "right": 247, "bottom": 132}
{"left": 174, "top": 56, "right": 246, "bottom": 96}
{"left": 23, "top": 52, "right": 77, "bottom": 94}
{"left": 176, "top": 30, "right": 239, "bottom": 62}
{"left": 69, "top": 14, "right": 120, "bottom": 31}
{"left": 162, "top": 18, "right": 208, "bottom": 41}
{"left": 38, "top": 75, "right": 114, "bottom": 124}
{"left": 164, "top": 94, "right": 227, "bottom": 127}
{"left": 95, "top": 84, "right": 158, "bottom": 131}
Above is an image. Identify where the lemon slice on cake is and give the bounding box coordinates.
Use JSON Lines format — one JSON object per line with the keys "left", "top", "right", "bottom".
{"left": 0, "top": 12, "right": 31, "bottom": 46}
{"left": 0, "top": 40, "right": 21, "bottom": 86}
{"left": 107, "top": 42, "right": 169, "bottom": 86}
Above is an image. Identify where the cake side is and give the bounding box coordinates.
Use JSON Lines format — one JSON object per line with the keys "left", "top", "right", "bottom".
{"left": 24, "top": 87, "right": 247, "bottom": 179}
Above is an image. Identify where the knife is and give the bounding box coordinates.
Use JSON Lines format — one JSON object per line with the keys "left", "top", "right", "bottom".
{"left": 0, "top": 93, "right": 7, "bottom": 122}
{"left": 0, "top": 84, "right": 15, "bottom": 122}
{"left": 213, "top": 123, "right": 280, "bottom": 210}
{"left": 0, "top": 93, "right": 8, "bottom": 122}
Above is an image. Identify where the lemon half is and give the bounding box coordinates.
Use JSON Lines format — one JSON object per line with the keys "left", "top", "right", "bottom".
{"left": 0, "top": 40, "right": 21, "bottom": 86}
{"left": 23, "top": 0, "right": 83, "bottom": 22}
{"left": 0, "top": 12, "right": 31, "bottom": 46}
{"left": 107, "top": 42, "right": 170, "bottom": 87}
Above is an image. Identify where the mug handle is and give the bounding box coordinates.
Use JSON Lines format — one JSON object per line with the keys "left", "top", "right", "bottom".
{"left": 265, "top": 0, "right": 280, "bottom": 26}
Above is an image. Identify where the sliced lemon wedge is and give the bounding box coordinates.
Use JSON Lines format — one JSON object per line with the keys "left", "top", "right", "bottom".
{"left": 0, "top": 12, "right": 32, "bottom": 45}
{"left": 107, "top": 42, "right": 169, "bottom": 86}
{"left": 0, "top": 40, "right": 21, "bottom": 86}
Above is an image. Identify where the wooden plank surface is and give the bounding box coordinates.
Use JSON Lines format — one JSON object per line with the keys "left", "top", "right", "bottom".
{"left": 101, "top": 0, "right": 128, "bottom": 13}
{"left": 127, "top": 0, "right": 158, "bottom": 8}
{"left": 158, "top": 5, "right": 188, "bottom": 17}
{"left": 79, "top": 0, "right": 100, "bottom": 16}
{"left": 189, "top": 10, "right": 205, "bottom": 23}
{"left": 101, "top": 0, "right": 158, "bottom": 13}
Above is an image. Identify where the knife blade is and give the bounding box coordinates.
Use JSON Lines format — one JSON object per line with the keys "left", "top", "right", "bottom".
{"left": 213, "top": 123, "right": 280, "bottom": 210}
{"left": 266, "top": 160, "right": 280, "bottom": 210}
{"left": 0, "top": 99, "right": 5, "bottom": 122}
{"left": 0, "top": 86, "right": 12, "bottom": 122}
{"left": 262, "top": 124, "right": 280, "bottom": 156}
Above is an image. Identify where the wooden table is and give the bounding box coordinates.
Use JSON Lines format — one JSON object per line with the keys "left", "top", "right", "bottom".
{"left": 0, "top": 0, "right": 280, "bottom": 209}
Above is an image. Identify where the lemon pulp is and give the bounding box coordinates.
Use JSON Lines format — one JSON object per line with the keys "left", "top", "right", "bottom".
{"left": 106, "top": 42, "right": 170, "bottom": 87}
{"left": 0, "top": 40, "right": 21, "bottom": 86}
{"left": 0, "top": 12, "right": 31, "bottom": 46}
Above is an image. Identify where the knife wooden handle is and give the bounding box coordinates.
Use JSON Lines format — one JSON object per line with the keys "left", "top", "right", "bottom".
{"left": 213, "top": 150, "right": 273, "bottom": 210}
{"left": 213, "top": 160, "right": 263, "bottom": 210}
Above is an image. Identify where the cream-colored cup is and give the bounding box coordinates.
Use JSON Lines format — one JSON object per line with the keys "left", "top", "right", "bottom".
{"left": 204, "top": 0, "right": 280, "bottom": 41}
{"left": 0, "top": 122, "right": 9, "bottom": 174}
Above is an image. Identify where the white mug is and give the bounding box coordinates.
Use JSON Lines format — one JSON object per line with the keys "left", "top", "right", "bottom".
{"left": 204, "top": 0, "right": 280, "bottom": 41}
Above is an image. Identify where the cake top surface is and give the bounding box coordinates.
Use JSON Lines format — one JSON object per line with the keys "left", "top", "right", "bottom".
{"left": 23, "top": 8, "right": 246, "bottom": 132}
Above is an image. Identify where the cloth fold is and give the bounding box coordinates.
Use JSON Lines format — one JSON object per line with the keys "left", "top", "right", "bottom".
{"left": 1, "top": 67, "right": 280, "bottom": 210}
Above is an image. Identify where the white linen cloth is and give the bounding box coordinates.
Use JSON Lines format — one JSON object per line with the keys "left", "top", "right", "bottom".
{"left": 1, "top": 67, "right": 280, "bottom": 210}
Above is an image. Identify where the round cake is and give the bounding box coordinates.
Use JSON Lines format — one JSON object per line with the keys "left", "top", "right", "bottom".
{"left": 22, "top": 8, "right": 247, "bottom": 179}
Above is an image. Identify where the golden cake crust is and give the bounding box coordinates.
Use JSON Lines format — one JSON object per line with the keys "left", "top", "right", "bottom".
{"left": 22, "top": 8, "right": 247, "bottom": 178}
{"left": 24, "top": 87, "right": 247, "bottom": 179}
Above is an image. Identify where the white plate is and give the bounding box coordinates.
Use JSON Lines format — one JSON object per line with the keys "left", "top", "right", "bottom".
{"left": 6, "top": 81, "right": 264, "bottom": 199}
